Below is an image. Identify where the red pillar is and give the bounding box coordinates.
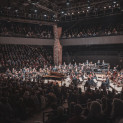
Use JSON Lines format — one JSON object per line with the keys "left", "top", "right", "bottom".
{"left": 53, "top": 25, "right": 62, "bottom": 65}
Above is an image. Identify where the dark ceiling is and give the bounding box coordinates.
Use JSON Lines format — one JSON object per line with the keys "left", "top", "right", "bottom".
{"left": 0, "top": 0, "right": 122, "bottom": 23}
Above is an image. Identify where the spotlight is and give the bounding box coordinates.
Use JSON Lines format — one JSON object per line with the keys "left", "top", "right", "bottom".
{"left": 28, "top": 14, "right": 31, "bottom": 17}
{"left": 87, "top": 0, "right": 90, "bottom": 5}
{"left": 15, "top": 10, "right": 18, "bottom": 12}
{"left": 109, "top": 6, "right": 111, "bottom": 8}
{"left": 72, "top": 12, "right": 74, "bottom": 15}
{"left": 34, "top": 10, "right": 37, "bottom": 13}
{"left": 88, "top": 6, "right": 90, "bottom": 9}
{"left": 44, "top": 14, "right": 47, "bottom": 17}
{"left": 61, "top": 11, "right": 64, "bottom": 14}
{"left": 66, "top": 0, "right": 70, "bottom": 6}
{"left": 78, "top": 11, "right": 80, "bottom": 14}
{"left": 32, "top": 2, "right": 35, "bottom": 5}
{"left": 7, "top": 7, "right": 11, "bottom": 9}
{"left": 104, "top": 7, "right": 106, "bottom": 9}
{"left": 113, "top": 1, "right": 116, "bottom": 4}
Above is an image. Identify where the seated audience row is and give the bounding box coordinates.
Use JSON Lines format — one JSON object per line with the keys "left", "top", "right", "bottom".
{"left": 0, "top": 21, "right": 123, "bottom": 39}
{"left": 0, "top": 21, "right": 53, "bottom": 39}
{"left": 0, "top": 45, "right": 53, "bottom": 72}
{"left": 0, "top": 75, "right": 123, "bottom": 123}
{"left": 62, "top": 23, "right": 123, "bottom": 38}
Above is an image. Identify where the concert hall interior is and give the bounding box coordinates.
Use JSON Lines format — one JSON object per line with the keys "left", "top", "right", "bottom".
{"left": 0, "top": 0, "right": 123, "bottom": 123}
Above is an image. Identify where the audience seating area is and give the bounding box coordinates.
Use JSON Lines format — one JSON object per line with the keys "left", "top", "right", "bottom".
{"left": 61, "top": 22, "right": 123, "bottom": 39}
{"left": 0, "top": 21, "right": 53, "bottom": 39}
{"left": 0, "top": 21, "right": 123, "bottom": 39}
{"left": 0, "top": 77, "right": 123, "bottom": 123}
{"left": 0, "top": 45, "right": 53, "bottom": 72}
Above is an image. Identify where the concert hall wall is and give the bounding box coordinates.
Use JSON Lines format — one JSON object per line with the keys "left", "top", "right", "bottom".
{"left": 63, "top": 44, "right": 123, "bottom": 69}
{"left": 61, "top": 35, "right": 123, "bottom": 46}
{"left": 0, "top": 37, "right": 54, "bottom": 45}
{"left": 0, "top": 35, "right": 123, "bottom": 46}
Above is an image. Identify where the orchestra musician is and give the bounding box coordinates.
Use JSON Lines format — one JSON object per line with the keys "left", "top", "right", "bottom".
{"left": 84, "top": 78, "right": 91, "bottom": 90}
{"left": 101, "top": 76, "right": 110, "bottom": 89}
{"left": 101, "top": 80, "right": 106, "bottom": 90}
{"left": 90, "top": 76, "right": 97, "bottom": 87}
{"left": 72, "top": 75, "right": 77, "bottom": 86}
{"left": 113, "top": 72, "right": 123, "bottom": 87}
{"left": 111, "top": 67, "right": 118, "bottom": 85}
{"left": 76, "top": 75, "right": 80, "bottom": 84}
{"left": 105, "top": 76, "right": 110, "bottom": 89}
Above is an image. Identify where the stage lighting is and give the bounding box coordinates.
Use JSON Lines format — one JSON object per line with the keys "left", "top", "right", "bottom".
{"left": 15, "top": 10, "right": 18, "bottom": 13}
{"left": 32, "top": 2, "right": 36, "bottom": 5}
{"left": 34, "top": 10, "right": 37, "bottom": 13}
{"left": 28, "top": 14, "right": 31, "bottom": 17}
{"left": 53, "top": 15, "right": 56, "bottom": 17}
{"left": 7, "top": 7, "right": 11, "bottom": 10}
{"left": 66, "top": 0, "right": 70, "bottom": 6}
{"left": 61, "top": 11, "right": 64, "bottom": 14}
{"left": 87, "top": 0, "right": 90, "bottom": 3}
{"left": 109, "top": 6, "right": 111, "bottom": 8}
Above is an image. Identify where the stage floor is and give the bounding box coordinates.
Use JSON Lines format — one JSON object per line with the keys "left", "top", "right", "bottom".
{"left": 44, "top": 75, "right": 122, "bottom": 93}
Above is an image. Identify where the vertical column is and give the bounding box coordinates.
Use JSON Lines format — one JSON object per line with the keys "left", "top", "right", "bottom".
{"left": 53, "top": 25, "right": 62, "bottom": 65}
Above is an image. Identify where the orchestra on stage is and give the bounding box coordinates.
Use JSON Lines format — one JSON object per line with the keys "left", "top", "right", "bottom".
{"left": 0, "top": 60, "right": 123, "bottom": 92}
